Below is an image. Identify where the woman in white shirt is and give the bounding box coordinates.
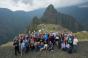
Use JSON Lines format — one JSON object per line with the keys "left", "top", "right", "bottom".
{"left": 73, "top": 36, "right": 78, "bottom": 53}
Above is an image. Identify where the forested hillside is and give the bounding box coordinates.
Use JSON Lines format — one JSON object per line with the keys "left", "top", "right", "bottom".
{"left": 30, "top": 4, "right": 83, "bottom": 32}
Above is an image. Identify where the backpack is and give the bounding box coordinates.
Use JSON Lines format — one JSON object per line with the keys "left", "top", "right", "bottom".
{"left": 68, "top": 37, "right": 72, "bottom": 44}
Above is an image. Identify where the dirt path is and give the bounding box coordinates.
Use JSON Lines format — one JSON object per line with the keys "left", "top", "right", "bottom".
{"left": 0, "top": 41, "right": 88, "bottom": 58}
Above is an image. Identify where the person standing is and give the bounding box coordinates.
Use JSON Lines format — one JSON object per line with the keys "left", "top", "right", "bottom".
{"left": 73, "top": 36, "right": 78, "bottom": 53}
{"left": 13, "top": 37, "right": 20, "bottom": 55}
{"left": 67, "top": 35, "right": 73, "bottom": 53}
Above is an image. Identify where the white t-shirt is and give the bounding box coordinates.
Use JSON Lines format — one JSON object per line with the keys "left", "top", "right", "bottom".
{"left": 66, "top": 44, "right": 70, "bottom": 48}
{"left": 55, "top": 36, "right": 59, "bottom": 40}
{"left": 52, "top": 32, "right": 57, "bottom": 37}
{"left": 61, "top": 43, "right": 65, "bottom": 49}
{"left": 21, "top": 42, "right": 25, "bottom": 49}
{"left": 44, "top": 44, "right": 48, "bottom": 48}
{"left": 73, "top": 38, "right": 78, "bottom": 45}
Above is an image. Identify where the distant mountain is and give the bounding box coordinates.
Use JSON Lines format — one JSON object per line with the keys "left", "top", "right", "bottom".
{"left": 0, "top": 8, "right": 29, "bottom": 44}
{"left": 0, "top": 2, "right": 88, "bottom": 44}
{"left": 31, "top": 4, "right": 83, "bottom": 32}
{"left": 30, "top": 3, "right": 88, "bottom": 31}
{"left": 0, "top": 8, "right": 44, "bottom": 44}
{"left": 58, "top": 2, "right": 88, "bottom": 30}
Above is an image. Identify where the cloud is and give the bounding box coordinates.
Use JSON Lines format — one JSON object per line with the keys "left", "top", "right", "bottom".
{"left": 13, "top": 0, "right": 33, "bottom": 5}
{"left": 0, "top": 0, "right": 88, "bottom": 11}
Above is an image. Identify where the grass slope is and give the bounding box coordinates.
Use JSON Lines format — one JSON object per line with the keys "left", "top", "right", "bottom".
{"left": 37, "top": 24, "right": 69, "bottom": 33}
{"left": 74, "top": 32, "right": 88, "bottom": 39}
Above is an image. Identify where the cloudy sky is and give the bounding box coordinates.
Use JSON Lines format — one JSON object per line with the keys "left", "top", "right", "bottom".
{"left": 0, "top": 0, "right": 88, "bottom": 11}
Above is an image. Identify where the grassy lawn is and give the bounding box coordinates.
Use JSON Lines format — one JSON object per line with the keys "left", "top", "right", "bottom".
{"left": 74, "top": 32, "right": 88, "bottom": 40}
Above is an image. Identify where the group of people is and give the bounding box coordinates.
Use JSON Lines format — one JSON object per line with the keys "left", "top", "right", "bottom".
{"left": 13, "top": 31, "right": 78, "bottom": 56}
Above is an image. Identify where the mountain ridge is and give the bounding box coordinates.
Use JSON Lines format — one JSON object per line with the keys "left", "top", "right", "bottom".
{"left": 0, "top": 2, "right": 88, "bottom": 44}
{"left": 30, "top": 4, "right": 83, "bottom": 32}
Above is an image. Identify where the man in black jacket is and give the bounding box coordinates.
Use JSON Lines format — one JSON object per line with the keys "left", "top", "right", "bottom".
{"left": 13, "top": 37, "right": 20, "bottom": 55}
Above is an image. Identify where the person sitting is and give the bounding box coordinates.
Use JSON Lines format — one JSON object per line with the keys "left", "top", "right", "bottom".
{"left": 65, "top": 43, "right": 70, "bottom": 52}
{"left": 44, "top": 42, "right": 48, "bottom": 51}
{"left": 39, "top": 42, "right": 44, "bottom": 51}
{"left": 48, "top": 41, "right": 54, "bottom": 51}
